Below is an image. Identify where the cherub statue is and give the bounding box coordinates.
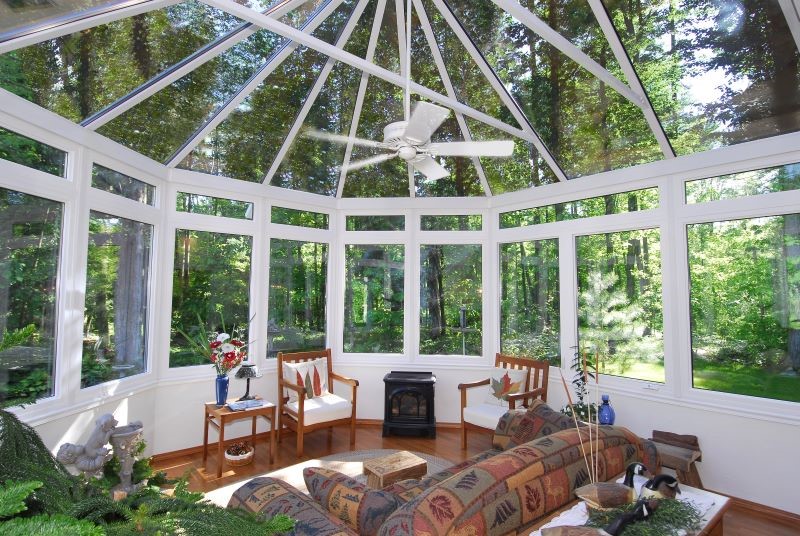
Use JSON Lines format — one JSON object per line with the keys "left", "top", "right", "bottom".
{"left": 56, "top": 413, "right": 118, "bottom": 477}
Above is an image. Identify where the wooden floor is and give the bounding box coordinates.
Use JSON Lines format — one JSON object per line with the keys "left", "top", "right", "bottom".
{"left": 152, "top": 424, "right": 799, "bottom": 536}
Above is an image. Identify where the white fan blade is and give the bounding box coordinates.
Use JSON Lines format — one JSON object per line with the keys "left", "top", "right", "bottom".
{"left": 343, "top": 152, "right": 397, "bottom": 172}
{"left": 403, "top": 102, "right": 451, "bottom": 143}
{"left": 413, "top": 156, "right": 450, "bottom": 180}
{"left": 428, "top": 140, "right": 515, "bottom": 157}
{"left": 303, "top": 129, "right": 383, "bottom": 148}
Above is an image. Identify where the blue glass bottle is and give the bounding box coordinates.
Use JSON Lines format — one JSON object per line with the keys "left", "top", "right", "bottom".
{"left": 598, "top": 394, "right": 615, "bottom": 425}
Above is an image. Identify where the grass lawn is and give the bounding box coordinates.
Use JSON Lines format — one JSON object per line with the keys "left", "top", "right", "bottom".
{"left": 692, "top": 359, "right": 800, "bottom": 402}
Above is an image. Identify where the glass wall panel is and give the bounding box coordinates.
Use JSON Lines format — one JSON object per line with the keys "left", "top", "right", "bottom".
{"left": 176, "top": 192, "right": 252, "bottom": 219}
{"left": 0, "top": 126, "right": 66, "bottom": 177}
{"left": 500, "top": 239, "right": 559, "bottom": 362}
{"left": 92, "top": 164, "right": 154, "bottom": 205}
{"left": 346, "top": 215, "right": 405, "bottom": 231}
{"left": 271, "top": 206, "right": 329, "bottom": 229}
{"left": 604, "top": 0, "right": 800, "bottom": 155}
{"left": 688, "top": 215, "right": 800, "bottom": 402}
{"left": 343, "top": 244, "right": 404, "bottom": 353}
{"left": 82, "top": 211, "right": 152, "bottom": 387}
{"left": 170, "top": 229, "right": 252, "bottom": 367}
{"left": 501, "top": 188, "right": 659, "bottom": 228}
{"left": 419, "top": 244, "right": 482, "bottom": 355}
{"left": 576, "top": 228, "right": 664, "bottom": 382}
{"left": 268, "top": 239, "right": 327, "bottom": 357}
{"left": 686, "top": 162, "right": 800, "bottom": 204}
{"left": 421, "top": 215, "right": 482, "bottom": 231}
{"left": 0, "top": 188, "right": 61, "bottom": 407}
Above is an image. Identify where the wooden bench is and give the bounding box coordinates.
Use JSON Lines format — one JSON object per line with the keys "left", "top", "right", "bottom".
{"left": 650, "top": 430, "right": 704, "bottom": 489}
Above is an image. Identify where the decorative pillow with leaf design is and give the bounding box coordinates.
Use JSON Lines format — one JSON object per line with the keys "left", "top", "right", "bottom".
{"left": 283, "top": 357, "right": 329, "bottom": 402}
{"left": 483, "top": 367, "right": 526, "bottom": 406}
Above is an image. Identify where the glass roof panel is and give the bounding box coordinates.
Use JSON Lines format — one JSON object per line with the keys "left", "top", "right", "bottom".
{"left": 603, "top": 0, "right": 800, "bottom": 155}
{"left": 1, "top": 0, "right": 132, "bottom": 39}
{"left": 447, "top": 0, "right": 663, "bottom": 179}
{"left": 410, "top": 4, "right": 447, "bottom": 96}
{"left": 373, "top": 0, "right": 401, "bottom": 73}
{"left": 99, "top": 0, "right": 354, "bottom": 164}
{"left": 0, "top": 0, "right": 246, "bottom": 122}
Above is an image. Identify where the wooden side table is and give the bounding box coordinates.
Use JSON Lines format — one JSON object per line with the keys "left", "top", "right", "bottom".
{"left": 203, "top": 400, "right": 276, "bottom": 478}
{"left": 362, "top": 450, "right": 427, "bottom": 488}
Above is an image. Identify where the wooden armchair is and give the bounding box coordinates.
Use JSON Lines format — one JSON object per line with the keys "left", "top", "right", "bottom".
{"left": 459, "top": 353, "right": 549, "bottom": 449}
{"left": 277, "top": 349, "right": 358, "bottom": 457}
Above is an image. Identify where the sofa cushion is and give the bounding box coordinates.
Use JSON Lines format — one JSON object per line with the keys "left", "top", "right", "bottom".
{"left": 464, "top": 403, "right": 508, "bottom": 429}
{"left": 285, "top": 393, "right": 351, "bottom": 426}
{"left": 303, "top": 467, "right": 403, "bottom": 536}
{"left": 493, "top": 399, "right": 583, "bottom": 450}
{"left": 228, "top": 476, "right": 355, "bottom": 536}
{"left": 484, "top": 367, "right": 527, "bottom": 406}
{"left": 378, "top": 425, "right": 652, "bottom": 536}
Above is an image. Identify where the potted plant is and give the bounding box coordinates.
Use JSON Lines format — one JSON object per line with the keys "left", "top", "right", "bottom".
{"left": 224, "top": 441, "right": 254, "bottom": 467}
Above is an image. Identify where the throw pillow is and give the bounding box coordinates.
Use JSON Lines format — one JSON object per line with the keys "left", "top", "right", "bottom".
{"left": 483, "top": 366, "right": 527, "bottom": 406}
{"left": 283, "top": 357, "right": 329, "bottom": 402}
{"left": 303, "top": 467, "right": 403, "bottom": 536}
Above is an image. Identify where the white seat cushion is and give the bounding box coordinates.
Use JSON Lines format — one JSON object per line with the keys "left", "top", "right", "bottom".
{"left": 286, "top": 393, "right": 352, "bottom": 426}
{"left": 463, "top": 403, "right": 508, "bottom": 430}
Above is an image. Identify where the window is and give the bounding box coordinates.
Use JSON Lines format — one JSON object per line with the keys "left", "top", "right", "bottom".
{"left": 0, "top": 126, "right": 66, "bottom": 177}
{"left": 0, "top": 187, "right": 62, "bottom": 406}
{"left": 686, "top": 162, "right": 800, "bottom": 204}
{"left": 346, "top": 215, "right": 405, "bottom": 231}
{"left": 268, "top": 239, "right": 327, "bottom": 358}
{"left": 421, "top": 215, "right": 482, "bottom": 231}
{"left": 501, "top": 188, "right": 659, "bottom": 228}
{"left": 271, "top": 206, "right": 329, "bottom": 229}
{"left": 500, "top": 239, "right": 559, "bottom": 362}
{"left": 170, "top": 229, "right": 252, "bottom": 367}
{"left": 688, "top": 215, "right": 800, "bottom": 402}
{"left": 576, "top": 228, "right": 664, "bottom": 382}
{"left": 343, "top": 244, "right": 404, "bottom": 353}
{"left": 419, "top": 244, "right": 482, "bottom": 355}
{"left": 176, "top": 192, "right": 252, "bottom": 219}
{"left": 82, "top": 211, "right": 152, "bottom": 387}
{"left": 92, "top": 164, "right": 155, "bottom": 205}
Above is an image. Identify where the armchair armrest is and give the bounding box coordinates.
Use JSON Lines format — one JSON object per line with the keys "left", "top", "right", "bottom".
{"left": 458, "top": 378, "right": 489, "bottom": 410}
{"left": 330, "top": 372, "right": 359, "bottom": 387}
{"left": 506, "top": 386, "right": 547, "bottom": 409}
{"left": 279, "top": 378, "right": 306, "bottom": 396}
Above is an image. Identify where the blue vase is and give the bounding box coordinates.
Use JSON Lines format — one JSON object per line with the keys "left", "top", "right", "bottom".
{"left": 598, "top": 394, "right": 615, "bottom": 425}
{"left": 215, "top": 375, "right": 229, "bottom": 407}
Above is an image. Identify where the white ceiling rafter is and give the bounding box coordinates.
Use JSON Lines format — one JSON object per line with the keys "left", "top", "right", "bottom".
{"left": 428, "top": 0, "right": 566, "bottom": 182}
{"left": 412, "top": 0, "right": 492, "bottom": 196}
{"left": 396, "top": 0, "right": 415, "bottom": 197}
{"left": 777, "top": 0, "right": 800, "bottom": 54}
{"left": 197, "top": 0, "right": 535, "bottom": 144}
{"left": 490, "top": 0, "right": 642, "bottom": 107}
{"left": 587, "top": 0, "right": 675, "bottom": 159}
{"left": 165, "top": 0, "right": 348, "bottom": 168}
{"left": 0, "top": 0, "right": 179, "bottom": 54}
{"left": 262, "top": 0, "right": 372, "bottom": 185}
{"left": 336, "top": 0, "right": 388, "bottom": 198}
{"left": 83, "top": 0, "right": 312, "bottom": 129}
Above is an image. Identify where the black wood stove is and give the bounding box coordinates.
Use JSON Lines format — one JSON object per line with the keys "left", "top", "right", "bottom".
{"left": 382, "top": 371, "right": 436, "bottom": 438}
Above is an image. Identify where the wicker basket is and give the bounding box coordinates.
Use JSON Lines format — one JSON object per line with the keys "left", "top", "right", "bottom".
{"left": 224, "top": 446, "right": 254, "bottom": 467}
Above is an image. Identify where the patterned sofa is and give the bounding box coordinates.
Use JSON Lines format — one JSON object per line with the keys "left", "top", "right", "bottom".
{"left": 228, "top": 400, "right": 660, "bottom": 536}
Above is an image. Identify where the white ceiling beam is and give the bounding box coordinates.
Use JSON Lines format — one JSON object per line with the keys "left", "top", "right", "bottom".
{"left": 166, "top": 0, "right": 347, "bottom": 167}
{"left": 428, "top": 0, "right": 566, "bottom": 182}
{"left": 491, "top": 0, "right": 642, "bottom": 106}
{"left": 777, "top": 0, "right": 800, "bottom": 54}
{"left": 198, "top": 0, "right": 535, "bottom": 143}
{"left": 587, "top": 0, "right": 675, "bottom": 159}
{"left": 0, "top": 0, "right": 179, "bottom": 54}
{"left": 83, "top": 0, "right": 312, "bottom": 129}
{"left": 263, "top": 0, "right": 371, "bottom": 184}
{"left": 336, "top": 0, "right": 388, "bottom": 198}
{"left": 412, "top": 0, "right": 491, "bottom": 196}
{"left": 396, "top": 0, "right": 415, "bottom": 196}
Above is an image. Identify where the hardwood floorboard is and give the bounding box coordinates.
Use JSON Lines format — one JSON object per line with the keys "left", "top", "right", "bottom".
{"left": 151, "top": 425, "right": 799, "bottom": 536}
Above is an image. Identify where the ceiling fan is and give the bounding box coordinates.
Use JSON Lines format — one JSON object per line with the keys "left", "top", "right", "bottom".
{"left": 302, "top": 0, "right": 514, "bottom": 181}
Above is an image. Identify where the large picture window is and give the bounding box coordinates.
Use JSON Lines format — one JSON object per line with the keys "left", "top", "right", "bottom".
{"left": 688, "top": 215, "right": 800, "bottom": 402}
{"left": 419, "top": 244, "right": 482, "bottom": 356}
{"left": 343, "top": 244, "right": 404, "bottom": 353}
{"left": 576, "top": 228, "right": 664, "bottom": 382}
{"left": 500, "top": 239, "right": 559, "bottom": 362}
{"left": 268, "top": 239, "right": 327, "bottom": 357}
{"left": 170, "top": 229, "right": 252, "bottom": 367}
{"left": 82, "top": 211, "right": 152, "bottom": 387}
{"left": 0, "top": 188, "right": 62, "bottom": 406}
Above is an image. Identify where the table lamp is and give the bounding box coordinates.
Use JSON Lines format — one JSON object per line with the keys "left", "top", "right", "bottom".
{"left": 234, "top": 362, "right": 262, "bottom": 401}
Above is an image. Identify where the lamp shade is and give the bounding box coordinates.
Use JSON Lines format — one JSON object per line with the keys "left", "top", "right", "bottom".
{"left": 235, "top": 363, "right": 261, "bottom": 379}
